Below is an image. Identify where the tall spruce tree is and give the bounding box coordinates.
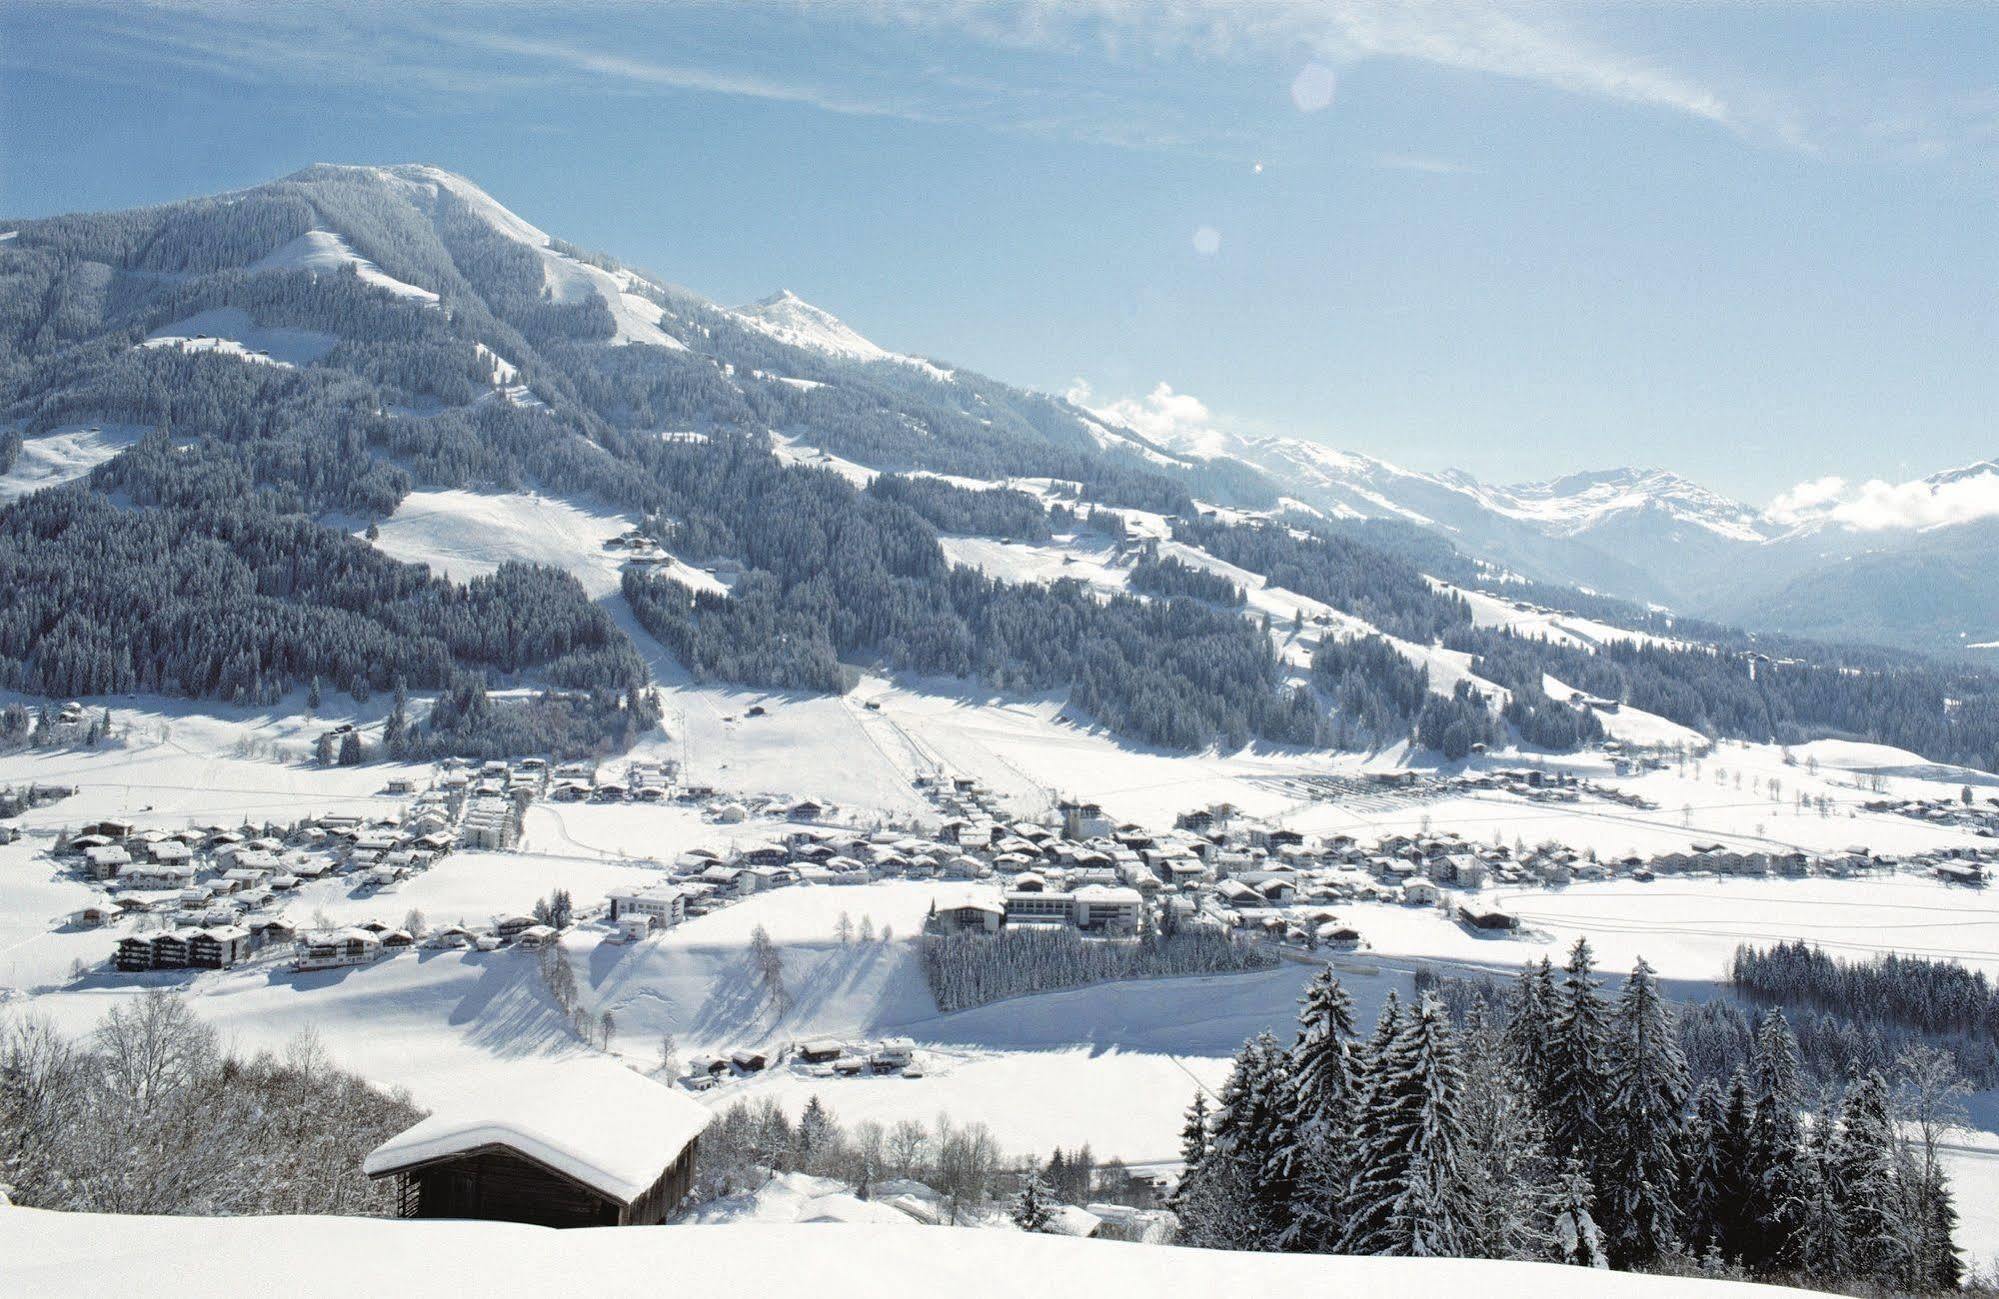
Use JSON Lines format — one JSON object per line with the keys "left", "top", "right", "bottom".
{"left": 1713, "top": 1069, "right": 1760, "bottom": 1264}
{"left": 1544, "top": 939, "right": 1612, "bottom": 1180}
{"left": 1679, "top": 1079, "right": 1729, "bottom": 1257}
{"left": 1184, "top": 1031, "right": 1296, "bottom": 1250}
{"left": 1503, "top": 958, "right": 1558, "bottom": 1099}
{"left": 1340, "top": 995, "right": 1478, "bottom": 1258}
{"left": 1791, "top": 1095, "right": 1854, "bottom": 1284}
{"left": 1599, "top": 957, "right": 1690, "bottom": 1267}
{"left": 1746, "top": 1010, "right": 1806, "bottom": 1270}
{"left": 1832, "top": 1070, "right": 1909, "bottom": 1288}
{"left": 1458, "top": 999, "right": 1558, "bottom": 1260}
{"left": 1284, "top": 969, "right": 1359, "bottom": 1252}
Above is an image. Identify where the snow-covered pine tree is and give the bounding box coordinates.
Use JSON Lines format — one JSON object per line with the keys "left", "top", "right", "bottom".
{"left": 1291, "top": 967, "right": 1359, "bottom": 1114}
{"left": 1457, "top": 998, "right": 1557, "bottom": 1260}
{"left": 1335, "top": 992, "right": 1403, "bottom": 1249}
{"left": 1831, "top": 1070, "right": 1910, "bottom": 1289}
{"left": 1283, "top": 969, "right": 1359, "bottom": 1252}
{"left": 1178, "top": 1091, "right": 1210, "bottom": 1172}
{"left": 1502, "top": 958, "right": 1558, "bottom": 1100}
{"left": 1790, "top": 1095, "right": 1853, "bottom": 1284}
{"left": 1543, "top": 939, "right": 1612, "bottom": 1178}
{"left": 1678, "top": 1079, "right": 1728, "bottom": 1257}
{"left": 1911, "top": 1157, "right": 1962, "bottom": 1293}
{"left": 1746, "top": 1010, "right": 1806, "bottom": 1270}
{"left": 1012, "top": 1171, "right": 1056, "bottom": 1233}
{"left": 1712, "top": 1069, "right": 1759, "bottom": 1263}
{"left": 1340, "top": 994, "right": 1477, "bottom": 1258}
{"left": 1551, "top": 1158, "right": 1609, "bottom": 1269}
{"left": 1181, "top": 1032, "right": 1296, "bottom": 1250}
{"left": 1599, "top": 957, "right": 1690, "bottom": 1268}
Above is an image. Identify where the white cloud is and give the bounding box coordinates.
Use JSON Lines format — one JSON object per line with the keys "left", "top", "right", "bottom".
{"left": 1767, "top": 465, "right": 1999, "bottom": 532}
{"left": 851, "top": 0, "right": 1733, "bottom": 127}
{"left": 1765, "top": 474, "right": 1849, "bottom": 524}
{"left": 1071, "top": 379, "right": 1232, "bottom": 457}
{"left": 38, "top": 0, "right": 1741, "bottom": 148}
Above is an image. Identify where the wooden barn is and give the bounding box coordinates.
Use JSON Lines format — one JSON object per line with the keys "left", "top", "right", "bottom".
{"left": 363, "top": 1062, "right": 710, "bottom": 1228}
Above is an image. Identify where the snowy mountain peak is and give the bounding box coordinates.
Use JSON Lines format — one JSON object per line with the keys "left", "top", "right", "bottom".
{"left": 730, "top": 289, "right": 951, "bottom": 380}
{"left": 732, "top": 289, "right": 892, "bottom": 363}
{"left": 1483, "top": 466, "right": 1770, "bottom": 542}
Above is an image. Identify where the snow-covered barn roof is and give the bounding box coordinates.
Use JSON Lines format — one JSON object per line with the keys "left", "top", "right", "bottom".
{"left": 363, "top": 1062, "right": 710, "bottom": 1204}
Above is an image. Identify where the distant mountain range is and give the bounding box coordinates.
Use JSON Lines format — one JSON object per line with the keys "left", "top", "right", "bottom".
{"left": 1080, "top": 411, "right": 1999, "bottom": 660}
{"left": 0, "top": 160, "right": 1992, "bottom": 682}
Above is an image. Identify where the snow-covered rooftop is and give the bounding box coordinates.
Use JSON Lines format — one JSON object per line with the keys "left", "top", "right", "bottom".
{"left": 362, "top": 1060, "right": 710, "bottom": 1204}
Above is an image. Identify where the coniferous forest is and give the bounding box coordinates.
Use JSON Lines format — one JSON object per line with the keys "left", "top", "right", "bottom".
{"left": 1178, "top": 944, "right": 1965, "bottom": 1294}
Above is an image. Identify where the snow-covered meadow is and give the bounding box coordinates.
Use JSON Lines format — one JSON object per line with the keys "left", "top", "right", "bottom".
{"left": 5, "top": 1208, "right": 1823, "bottom": 1299}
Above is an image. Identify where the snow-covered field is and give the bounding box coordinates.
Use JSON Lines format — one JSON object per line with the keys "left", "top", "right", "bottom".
{"left": 363, "top": 488, "right": 635, "bottom": 596}
{"left": 140, "top": 307, "right": 338, "bottom": 368}
{"left": 0, "top": 421, "right": 148, "bottom": 501}
{"left": 5, "top": 1209, "right": 1817, "bottom": 1298}
{"left": 252, "top": 229, "right": 438, "bottom": 303}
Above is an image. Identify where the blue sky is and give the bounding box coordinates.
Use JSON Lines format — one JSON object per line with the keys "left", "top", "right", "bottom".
{"left": 2, "top": 1, "right": 1992, "bottom": 502}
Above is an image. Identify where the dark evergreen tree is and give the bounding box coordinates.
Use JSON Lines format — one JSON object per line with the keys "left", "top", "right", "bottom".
{"left": 1543, "top": 939, "right": 1612, "bottom": 1180}
{"left": 1599, "top": 958, "right": 1690, "bottom": 1267}
{"left": 1285, "top": 970, "right": 1358, "bottom": 1252}
{"left": 1011, "top": 1172, "right": 1056, "bottom": 1233}
{"left": 1745, "top": 1010, "right": 1806, "bottom": 1269}
{"left": 1831, "top": 1070, "right": 1908, "bottom": 1289}
{"left": 1341, "top": 995, "right": 1477, "bottom": 1258}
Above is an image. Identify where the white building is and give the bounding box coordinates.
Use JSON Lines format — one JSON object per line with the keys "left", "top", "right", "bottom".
{"left": 293, "top": 928, "right": 383, "bottom": 971}
{"left": 606, "top": 883, "right": 688, "bottom": 929}
{"left": 1071, "top": 884, "right": 1143, "bottom": 932}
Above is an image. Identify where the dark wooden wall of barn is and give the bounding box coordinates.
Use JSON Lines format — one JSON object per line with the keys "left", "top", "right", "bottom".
{"left": 411, "top": 1148, "right": 619, "bottom": 1228}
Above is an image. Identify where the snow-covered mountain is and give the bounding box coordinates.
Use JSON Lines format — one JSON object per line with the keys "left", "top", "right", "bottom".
{"left": 1080, "top": 399, "right": 1998, "bottom": 655}
{"left": 731, "top": 288, "right": 951, "bottom": 379}
{"left": 2, "top": 160, "right": 1992, "bottom": 663}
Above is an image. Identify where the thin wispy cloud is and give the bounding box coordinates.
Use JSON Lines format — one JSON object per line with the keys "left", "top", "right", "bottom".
{"left": 20, "top": 0, "right": 1740, "bottom": 145}
{"left": 18, "top": 0, "right": 1988, "bottom": 164}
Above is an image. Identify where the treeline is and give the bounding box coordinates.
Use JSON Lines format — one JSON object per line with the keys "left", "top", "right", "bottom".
{"left": 1680, "top": 997, "right": 1999, "bottom": 1093}
{"left": 385, "top": 678, "right": 663, "bottom": 762}
{"left": 1449, "top": 626, "right": 1999, "bottom": 770}
{"left": 917, "top": 920, "right": 1274, "bottom": 1013}
{"left": 694, "top": 1095, "right": 1012, "bottom": 1223}
{"left": 0, "top": 486, "right": 642, "bottom": 705}
{"left": 1171, "top": 515, "right": 1471, "bottom": 643}
{"left": 1307, "top": 635, "right": 1512, "bottom": 757}
{"left": 626, "top": 504, "right": 1325, "bottom": 750}
{"left": 1179, "top": 946, "right": 1962, "bottom": 1295}
{"left": 1731, "top": 941, "right": 1999, "bottom": 1049}
{"left": 863, "top": 473, "right": 1063, "bottom": 542}
{"left": 1128, "top": 553, "right": 1245, "bottom": 607}
{"left": 0, "top": 992, "right": 422, "bottom": 1216}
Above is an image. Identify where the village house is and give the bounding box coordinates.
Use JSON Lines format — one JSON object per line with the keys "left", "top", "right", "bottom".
{"left": 1070, "top": 884, "right": 1144, "bottom": 932}
{"left": 606, "top": 883, "right": 688, "bottom": 929}
{"left": 934, "top": 897, "right": 1004, "bottom": 934}
{"left": 294, "top": 928, "right": 383, "bottom": 971}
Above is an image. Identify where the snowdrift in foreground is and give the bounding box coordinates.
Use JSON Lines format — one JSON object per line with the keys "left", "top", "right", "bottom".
{"left": 6, "top": 1209, "right": 1813, "bottom": 1298}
